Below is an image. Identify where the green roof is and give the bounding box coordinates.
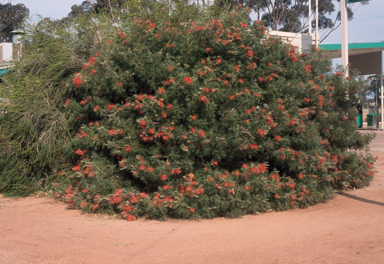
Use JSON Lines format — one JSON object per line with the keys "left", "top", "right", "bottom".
{"left": 319, "top": 42, "right": 384, "bottom": 51}
{"left": 348, "top": 0, "right": 368, "bottom": 3}
{"left": 0, "top": 68, "right": 10, "bottom": 77}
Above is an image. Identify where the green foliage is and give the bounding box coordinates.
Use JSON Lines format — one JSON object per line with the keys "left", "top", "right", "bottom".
{"left": 53, "top": 5, "right": 375, "bottom": 220}
{"left": 0, "top": 14, "right": 109, "bottom": 196}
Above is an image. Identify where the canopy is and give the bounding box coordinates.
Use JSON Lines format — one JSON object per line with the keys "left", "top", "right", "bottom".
{"left": 319, "top": 42, "right": 384, "bottom": 75}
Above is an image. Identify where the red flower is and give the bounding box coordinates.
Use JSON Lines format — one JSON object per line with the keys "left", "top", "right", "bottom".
{"left": 75, "top": 149, "right": 85, "bottom": 156}
{"left": 160, "top": 174, "right": 168, "bottom": 181}
{"left": 72, "top": 164, "right": 80, "bottom": 172}
{"left": 206, "top": 47, "right": 210, "bottom": 51}
{"left": 107, "top": 103, "right": 115, "bottom": 111}
{"left": 247, "top": 50, "right": 254, "bottom": 58}
{"left": 126, "top": 214, "right": 136, "bottom": 221}
{"left": 125, "top": 146, "right": 131, "bottom": 152}
{"left": 199, "top": 95, "right": 209, "bottom": 103}
{"left": 148, "top": 167, "right": 155, "bottom": 173}
{"left": 73, "top": 77, "right": 82, "bottom": 88}
{"left": 189, "top": 208, "right": 195, "bottom": 213}
{"left": 158, "top": 88, "right": 164, "bottom": 94}
{"left": 257, "top": 128, "right": 265, "bottom": 137}
{"left": 89, "top": 56, "right": 96, "bottom": 65}
{"left": 166, "top": 104, "right": 173, "bottom": 109}
{"left": 169, "top": 78, "right": 175, "bottom": 83}
{"left": 198, "top": 130, "right": 206, "bottom": 137}
{"left": 238, "top": 78, "right": 244, "bottom": 84}
{"left": 109, "top": 129, "right": 116, "bottom": 136}
{"left": 161, "top": 112, "right": 167, "bottom": 118}
{"left": 139, "top": 120, "right": 146, "bottom": 127}
{"left": 278, "top": 105, "right": 284, "bottom": 110}
{"left": 244, "top": 185, "right": 250, "bottom": 191}
{"left": 183, "top": 76, "right": 192, "bottom": 84}
{"left": 275, "top": 135, "right": 282, "bottom": 141}
{"left": 275, "top": 193, "right": 280, "bottom": 199}
{"left": 91, "top": 69, "right": 96, "bottom": 75}
{"left": 258, "top": 77, "right": 264, "bottom": 82}
{"left": 249, "top": 144, "right": 258, "bottom": 150}
{"left": 298, "top": 173, "right": 304, "bottom": 179}
{"left": 216, "top": 58, "right": 222, "bottom": 64}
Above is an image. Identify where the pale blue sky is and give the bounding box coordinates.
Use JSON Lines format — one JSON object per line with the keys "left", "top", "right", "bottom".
{"left": 10, "top": 0, "right": 384, "bottom": 45}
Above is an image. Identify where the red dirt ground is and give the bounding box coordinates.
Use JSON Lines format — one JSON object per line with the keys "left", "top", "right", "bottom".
{"left": 1, "top": 131, "right": 384, "bottom": 264}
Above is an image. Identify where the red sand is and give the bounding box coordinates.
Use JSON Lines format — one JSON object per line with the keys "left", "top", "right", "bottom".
{"left": 1, "top": 131, "right": 384, "bottom": 264}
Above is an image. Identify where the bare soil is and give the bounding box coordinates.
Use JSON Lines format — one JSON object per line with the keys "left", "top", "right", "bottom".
{"left": 1, "top": 131, "right": 384, "bottom": 264}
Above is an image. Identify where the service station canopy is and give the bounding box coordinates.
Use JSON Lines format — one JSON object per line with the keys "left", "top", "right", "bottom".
{"left": 319, "top": 42, "right": 384, "bottom": 75}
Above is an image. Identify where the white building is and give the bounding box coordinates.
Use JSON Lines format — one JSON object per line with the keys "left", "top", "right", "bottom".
{"left": 0, "top": 43, "right": 13, "bottom": 62}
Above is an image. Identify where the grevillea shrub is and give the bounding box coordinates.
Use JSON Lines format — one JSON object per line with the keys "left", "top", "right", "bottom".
{"left": 56, "top": 6, "right": 376, "bottom": 220}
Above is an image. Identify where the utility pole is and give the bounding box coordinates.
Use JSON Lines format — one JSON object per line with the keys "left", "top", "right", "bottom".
{"left": 341, "top": 0, "right": 349, "bottom": 77}
{"left": 315, "top": 0, "right": 318, "bottom": 48}
{"left": 309, "top": 0, "right": 311, "bottom": 35}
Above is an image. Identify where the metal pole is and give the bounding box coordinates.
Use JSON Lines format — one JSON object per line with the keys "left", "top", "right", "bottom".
{"left": 341, "top": 0, "right": 349, "bottom": 77}
{"left": 381, "top": 55, "right": 383, "bottom": 129}
{"left": 309, "top": 0, "right": 312, "bottom": 34}
{"left": 376, "top": 79, "right": 379, "bottom": 128}
{"left": 315, "top": 0, "right": 318, "bottom": 47}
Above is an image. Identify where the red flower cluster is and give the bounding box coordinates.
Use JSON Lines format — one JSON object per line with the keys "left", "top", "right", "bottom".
{"left": 183, "top": 76, "right": 192, "bottom": 84}
{"left": 73, "top": 77, "right": 82, "bottom": 88}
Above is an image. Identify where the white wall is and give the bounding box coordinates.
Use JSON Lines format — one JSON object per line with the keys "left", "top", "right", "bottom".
{"left": 0, "top": 43, "right": 13, "bottom": 62}
{"left": 269, "top": 31, "right": 313, "bottom": 53}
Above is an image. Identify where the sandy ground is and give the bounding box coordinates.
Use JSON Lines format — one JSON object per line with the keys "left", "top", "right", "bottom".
{"left": 1, "top": 131, "right": 384, "bottom": 264}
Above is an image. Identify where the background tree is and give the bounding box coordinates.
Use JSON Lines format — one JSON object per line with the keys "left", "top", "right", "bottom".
{"left": 360, "top": 74, "right": 382, "bottom": 108}
{"left": 218, "top": 0, "right": 369, "bottom": 42}
{"left": 0, "top": 1, "right": 29, "bottom": 42}
{"left": 67, "top": 0, "right": 94, "bottom": 19}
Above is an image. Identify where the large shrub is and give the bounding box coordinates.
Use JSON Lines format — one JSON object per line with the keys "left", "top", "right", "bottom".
{"left": 0, "top": 16, "right": 103, "bottom": 196}
{"left": 52, "top": 6, "right": 375, "bottom": 220}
